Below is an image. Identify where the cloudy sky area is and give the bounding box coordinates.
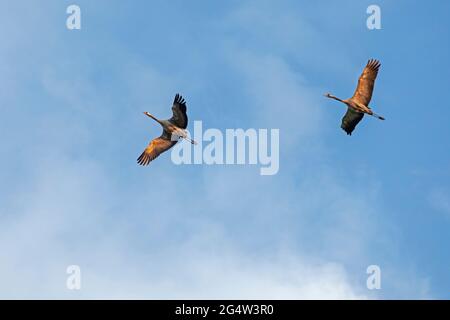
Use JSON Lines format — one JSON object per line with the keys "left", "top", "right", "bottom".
{"left": 0, "top": 0, "right": 449, "bottom": 299}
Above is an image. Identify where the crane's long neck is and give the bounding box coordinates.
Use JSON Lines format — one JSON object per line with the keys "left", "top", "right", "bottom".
{"left": 328, "top": 94, "right": 345, "bottom": 103}
{"left": 144, "top": 112, "right": 163, "bottom": 125}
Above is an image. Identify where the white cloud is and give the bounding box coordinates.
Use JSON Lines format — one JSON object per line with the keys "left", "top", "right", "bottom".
{"left": 0, "top": 160, "right": 367, "bottom": 299}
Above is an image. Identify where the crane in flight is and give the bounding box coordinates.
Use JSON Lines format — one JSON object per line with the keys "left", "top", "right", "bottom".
{"left": 137, "top": 93, "right": 196, "bottom": 166}
{"left": 324, "top": 59, "right": 385, "bottom": 135}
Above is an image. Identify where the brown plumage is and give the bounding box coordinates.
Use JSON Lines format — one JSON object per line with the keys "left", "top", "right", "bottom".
{"left": 352, "top": 59, "right": 380, "bottom": 107}
{"left": 137, "top": 135, "right": 177, "bottom": 166}
{"left": 137, "top": 94, "right": 196, "bottom": 166}
{"left": 324, "top": 59, "right": 385, "bottom": 135}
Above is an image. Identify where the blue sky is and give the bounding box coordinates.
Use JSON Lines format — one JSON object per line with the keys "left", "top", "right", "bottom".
{"left": 0, "top": 0, "right": 449, "bottom": 299}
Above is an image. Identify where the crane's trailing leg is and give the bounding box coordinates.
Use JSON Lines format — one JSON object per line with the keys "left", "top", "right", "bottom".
{"left": 351, "top": 100, "right": 385, "bottom": 121}
{"left": 183, "top": 137, "right": 198, "bottom": 145}
{"left": 370, "top": 112, "right": 385, "bottom": 120}
{"left": 171, "top": 128, "right": 198, "bottom": 145}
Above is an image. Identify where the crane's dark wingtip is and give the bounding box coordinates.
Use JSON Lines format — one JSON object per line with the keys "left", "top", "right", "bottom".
{"left": 341, "top": 125, "right": 355, "bottom": 136}
{"left": 367, "top": 58, "right": 381, "bottom": 70}
{"left": 137, "top": 154, "right": 150, "bottom": 166}
{"left": 174, "top": 93, "right": 186, "bottom": 106}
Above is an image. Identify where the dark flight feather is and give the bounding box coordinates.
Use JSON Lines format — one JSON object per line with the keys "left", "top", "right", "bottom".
{"left": 341, "top": 108, "right": 364, "bottom": 135}
{"left": 169, "top": 93, "right": 188, "bottom": 129}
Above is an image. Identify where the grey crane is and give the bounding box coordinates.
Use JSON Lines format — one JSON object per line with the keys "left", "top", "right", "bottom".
{"left": 137, "top": 94, "right": 196, "bottom": 165}
{"left": 324, "top": 59, "right": 385, "bottom": 135}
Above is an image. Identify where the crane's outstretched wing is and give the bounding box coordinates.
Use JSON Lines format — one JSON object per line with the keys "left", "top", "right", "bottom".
{"left": 137, "top": 136, "right": 177, "bottom": 165}
{"left": 341, "top": 108, "right": 364, "bottom": 135}
{"left": 352, "top": 59, "right": 381, "bottom": 106}
{"left": 169, "top": 93, "right": 188, "bottom": 129}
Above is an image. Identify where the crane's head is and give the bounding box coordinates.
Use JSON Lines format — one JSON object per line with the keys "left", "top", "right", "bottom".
{"left": 324, "top": 93, "right": 333, "bottom": 98}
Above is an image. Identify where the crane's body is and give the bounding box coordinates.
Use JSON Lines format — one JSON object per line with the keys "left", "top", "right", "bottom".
{"left": 324, "top": 59, "right": 385, "bottom": 135}
{"left": 143, "top": 113, "right": 193, "bottom": 142}
{"left": 137, "top": 94, "right": 196, "bottom": 166}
